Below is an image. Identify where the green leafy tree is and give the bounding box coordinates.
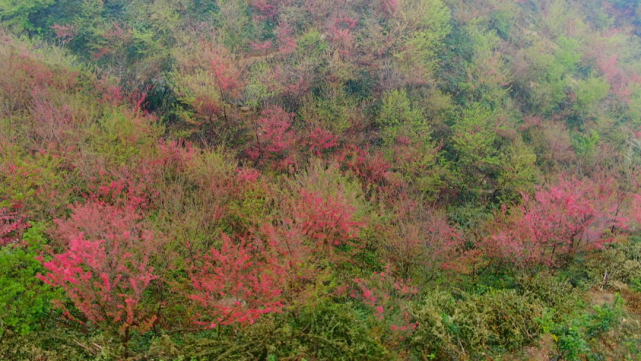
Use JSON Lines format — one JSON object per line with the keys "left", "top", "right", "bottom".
{"left": 393, "top": 0, "right": 451, "bottom": 86}
{"left": 0, "top": 0, "right": 53, "bottom": 32}
{"left": 377, "top": 89, "right": 427, "bottom": 144}
{"left": 462, "top": 26, "right": 511, "bottom": 105}
{"left": 572, "top": 75, "right": 610, "bottom": 117}
{"left": 450, "top": 103, "right": 504, "bottom": 203}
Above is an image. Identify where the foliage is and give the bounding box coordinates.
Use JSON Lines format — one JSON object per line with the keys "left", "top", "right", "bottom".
{"left": 187, "top": 233, "right": 286, "bottom": 328}
{"left": 537, "top": 294, "right": 625, "bottom": 361}
{"left": 0, "top": 0, "right": 53, "bottom": 32}
{"left": 410, "top": 289, "right": 543, "bottom": 359}
{"left": 37, "top": 186, "right": 163, "bottom": 357}
{"left": 482, "top": 175, "right": 623, "bottom": 270}
{"left": 2, "top": 0, "right": 641, "bottom": 358}
{"left": 0, "top": 222, "right": 60, "bottom": 338}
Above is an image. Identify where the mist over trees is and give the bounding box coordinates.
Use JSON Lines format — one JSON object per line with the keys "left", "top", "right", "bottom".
{"left": 1, "top": 0, "right": 641, "bottom": 359}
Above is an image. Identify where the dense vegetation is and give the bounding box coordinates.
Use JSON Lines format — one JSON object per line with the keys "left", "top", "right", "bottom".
{"left": 1, "top": 0, "right": 641, "bottom": 359}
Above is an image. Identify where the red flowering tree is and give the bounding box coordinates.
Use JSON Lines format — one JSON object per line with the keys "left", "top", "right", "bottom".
{"left": 376, "top": 0, "right": 399, "bottom": 19}
{"left": 259, "top": 221, "right": 313, "bottom": 288}
{"left": 250, "top": 0, "right": 285, "bottom": 20}
{"left": 37, "top": 184, "right": 161, "bottom": 357}
{"left": 51, "top": 24, "right": 77, "bottom": 45}
{"left": 248, "top": 175, "right": 366, "bottom": 296}
{"left": 293, "top": 188, "right": 364, "bottom": 251}
{"left": 327, "top": 17, "right": 358, "bottom": 56}
{"left": 307, "top": 127, "right": 339, "bottom": 157}
{"left": 29, "top": 87, "right": 75, "bottom": 150}
{"left": 186, "top": 178, "right": 365, "bottom": 328}
{"left": 597, "top": 55, "right": 641, "bottom": 104}
{"left": 482, "top": 175, "right": 623, "bottom": 270}
{"left": 0, "top": 208, "right": 29, "bottom": 247}
{"left": 276, "top": 21, "right": 298, "bottom": 55}
{"left": 187, "top": 233, "right": 286, "bottom": 328}
{"left": 337, "top": 145, "right": 392, "bottom": 190}
{"left": 247, "top": 105, "right": 297, "bottom": 170}
{"left": 172, "top": 38, "right": 246, "bottom": 136}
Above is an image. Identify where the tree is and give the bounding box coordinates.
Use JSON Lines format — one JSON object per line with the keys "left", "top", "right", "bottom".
{"left": 376, "top": 89, "right": 445, "bottom": 199}
{"left": 463, "top": 27, "right": 511, "bottom": 105}
{"left": 187, "top": 233, "right": 286, "bottom": 328}
{"left": 37, "top": 188, "right": 162, "bottom": 357}
{"left": 377, "top": 89, "right": 426, "bottom": 145}
{"left": 633, "top": 194, "right": 641, "bottom": 227}
{"left": 246, "top": 105, "right": 297, "bottom": 170}
{"left": 483, "top": 175, "right": 622, "bottom": 270}
{"left": 572, "top": 75, "right": 610, "bottom": 118}
{"left": 450, "top": 103, "right": 505, "bottom": 203}
{"left": 392, "top": 0, "right": 451, "bottom": 86}
{"left": 0, "top": 0, "right": 54, "bottom": 33}
{"left": 0, "top": 208, "right": 28, "bottom": 247}
{"left": 380, "top": 198, "right": 458, "bottom": 280}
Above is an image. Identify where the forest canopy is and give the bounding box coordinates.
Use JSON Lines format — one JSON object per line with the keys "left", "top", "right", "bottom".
{"left": 1, "top": 0, "right": 641, "bottom": 359}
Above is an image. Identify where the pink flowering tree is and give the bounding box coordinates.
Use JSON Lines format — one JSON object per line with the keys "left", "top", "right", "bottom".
{"left": 187, "top": 233, "right": 286, "bottom": 328}
{"left": 483, "top": 175, "right": 623, "bottom": 270}
{"left": 37, "top": 185, "right": 161, "bottom": 357}
{"left": 247, "top": 105, "right": 297, "bottom": 170}
{"left": 0, "top": 208, "right": 29, "bottom": 247}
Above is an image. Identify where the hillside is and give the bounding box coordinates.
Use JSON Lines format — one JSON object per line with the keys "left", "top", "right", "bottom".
{"left": 1, "top": 0, "right": 641, "bottom": 359}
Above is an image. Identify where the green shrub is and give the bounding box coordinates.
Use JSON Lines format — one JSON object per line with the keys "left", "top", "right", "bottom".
{"left": 537, "top": 294, "right": 625, "bottom": 361}
{"left": 586, "top": 240, "right": 641, "bottom": 289}
{"left": 177, "top": 302, "right": 388, "bottom": 360}
{"left": 410, "top": 289, "right": 543, "bottom": 359}
{"left": 0, "top": 222, "right": 60, "bottom": 338}
{"left": 517, "top": 273, "right": 582, "bottom": 316}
